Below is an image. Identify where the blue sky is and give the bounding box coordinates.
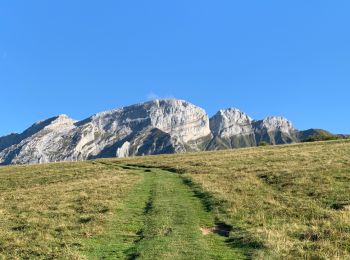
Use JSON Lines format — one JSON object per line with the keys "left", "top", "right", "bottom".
{"left": 0, "top": 1, "right": 349, "bottom": 135}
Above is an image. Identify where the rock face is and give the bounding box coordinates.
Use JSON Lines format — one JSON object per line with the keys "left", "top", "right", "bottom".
{"left": 208, "top": 109, "right": 298, "bottom": 149}
{"left": 208, "top": 108, "right": 256, "bottom": 149}
{"left": 0, "top": 115, "right": 77, "bottom": 165}
{"left": 253, "top": 116, "right": 298, "bottom": 145}
{"left": 210, "top": 108, "right": 254, "bottom": 137}
{"left": 0, "top": 99, "right": 335, "bottom": 165}
{"left": 0, "top": 99, "right": 211, "bottom": 165}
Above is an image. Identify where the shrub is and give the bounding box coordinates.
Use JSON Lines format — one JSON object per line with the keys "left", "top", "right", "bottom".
{"left": 258, "top": 141, "right": 269, "bottom": 146}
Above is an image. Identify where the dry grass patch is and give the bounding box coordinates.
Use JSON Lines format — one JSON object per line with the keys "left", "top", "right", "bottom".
{"left": 0, "top": 161, "right": 140, "bottom": 259}
{"left": 117, "top": 140, "right": 350, "bottom": 258}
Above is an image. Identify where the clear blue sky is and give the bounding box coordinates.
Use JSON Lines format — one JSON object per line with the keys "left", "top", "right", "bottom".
{"left": 0, "top": 1, "right": 349, "bottom": 135}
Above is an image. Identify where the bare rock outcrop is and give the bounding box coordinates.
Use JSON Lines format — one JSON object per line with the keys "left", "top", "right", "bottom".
{"left": 0, "top": 99, "right": 210, "bottom": 164}
{"left": 0, "top": 98, "right": 333, "bottom": 165}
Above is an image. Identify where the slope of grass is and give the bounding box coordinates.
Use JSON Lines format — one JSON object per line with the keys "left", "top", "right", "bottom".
{"left": 0, "top": 161, "right": 140, "bottom": 259}
{"left": 1, "top": 140, "right": 350, "bottom": 259}
{"left": 118, "top": 140, "right": 350, "bottom": 259}
{"left": 84, "top": 164, "right": 244, "bottom": 259}
{"left": 125, "top": 168, "right": 244, "bottom": 259}
{"left": 83, "top": 164, "right": 154, "bottom": 259}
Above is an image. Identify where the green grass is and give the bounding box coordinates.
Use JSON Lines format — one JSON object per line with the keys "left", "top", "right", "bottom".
{"left": 84, "top": 163, "right": 243, "bottom": 259}
{"left": 0, "top": 161, "right": 140, "bottom": 259}
{"left": 83, "top": 164, "right": 153, "bottom": 259}
{"left": 1, "top": 139, "right": 350, "bottom": 259}
{"left": 119, "top": 139, "right": 350, "bottom": 259}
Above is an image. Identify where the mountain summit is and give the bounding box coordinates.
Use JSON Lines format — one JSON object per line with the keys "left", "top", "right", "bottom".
{"left": 0, "top": 99, "right": 338, "bottom": 165}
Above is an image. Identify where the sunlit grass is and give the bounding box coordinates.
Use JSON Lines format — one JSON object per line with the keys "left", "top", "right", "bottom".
{"left": 118, "top": 140, "right": 350, "bottom": 259}
{"left": 1, "top": 140, "right": 350, "bottom": 259}
{"left": 0, "top": 161, "right": 140, "bottom": 259}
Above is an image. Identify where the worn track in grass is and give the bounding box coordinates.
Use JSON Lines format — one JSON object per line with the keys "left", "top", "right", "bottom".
{"left": 85, "top": 163, "right": 244, "bottom": 259}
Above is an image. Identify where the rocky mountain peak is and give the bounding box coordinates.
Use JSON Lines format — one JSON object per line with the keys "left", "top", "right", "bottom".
{"left": 50, "top": 114, "right": 75, "bottom": 124}
{"left": 210, "top": 108, "right": 253, "bottom": 137}
{"left": 38, "top": 115, "right": 76, "bottom": 133}
{"left": 86, "top": 99, "right": 210, "bottom": 143}
{"left": 0, "top": 98, "right": 332, "bottom": 165}
{"left": 259, "top": 116, "right": 294, "bottom": 133}
{"left": 148, "top": 99, "right": 210, "bottom": 142}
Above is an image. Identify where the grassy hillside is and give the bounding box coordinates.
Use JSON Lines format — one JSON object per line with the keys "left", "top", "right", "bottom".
{"left": 0, "top": 139, "right": 350, "bottom": 259}
{"left": 119, "top": 139, "right": 350, "bottom": 259}
{"left": 299, "top": 128, "right": 345, "bottom": 142}
{"left": 0, "top": 162, "right": 141, "bottom": 258}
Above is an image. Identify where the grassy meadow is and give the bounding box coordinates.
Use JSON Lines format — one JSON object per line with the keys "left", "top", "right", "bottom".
{"left": 0, "top": 139, "right": 350, "bottom": 259}
{"left": 120, "top": 139, "right": 350, "bottom": 259}
{"left": 0, "top": 161, "right": 140, "bottom": 258}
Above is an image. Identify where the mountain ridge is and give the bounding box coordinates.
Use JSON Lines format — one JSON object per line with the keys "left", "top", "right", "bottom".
{"left": 0, "top": 99, "right": 345, "bottom": 165}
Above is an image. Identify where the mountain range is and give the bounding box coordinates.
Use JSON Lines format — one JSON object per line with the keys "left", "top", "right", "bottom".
{"left": 0, "top": 99, "right": 344, "bottom": 165}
